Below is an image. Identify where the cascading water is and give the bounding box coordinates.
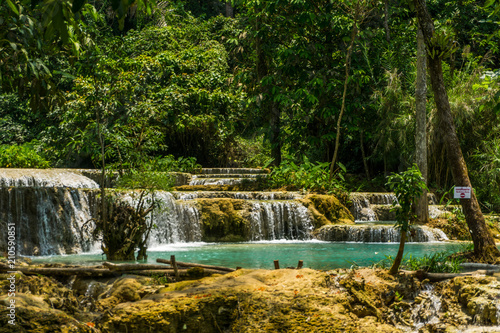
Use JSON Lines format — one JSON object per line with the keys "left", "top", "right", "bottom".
{"left": 189, "top": 176, "right": 256, "bottom": 186}
{"left": 410, "top": 284, "right": 442, "bottom": 331}
{"left": 350, "top": 193, "right": 397, "bottom": 221}
{"left": 0, "top": 169, "right": 99, "bottom": 188}
{"left": 0, "top": 170, "right": 99, "bottom": 256}
{"left": 172, "top": 191, "right": 301, "bottom": 200}
{"left": 315, "top": 225, "right": 448, "bottom": 242}
{"left": 350, "top": 192, "right": 455, "bottom": 222}
{"left": 148, "top": 191, "right": 202, "bottom": 244}
{"left": 248, "top": 201, "right": 313, "bottom": 241}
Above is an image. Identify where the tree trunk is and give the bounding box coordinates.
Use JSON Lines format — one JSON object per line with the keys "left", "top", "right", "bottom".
{"left": 413, "top": 0, "right": 500, "bottom": 261}
{"left": 383, "top": 0, "right": 390, "bottom": 42}
{"left": 329, "top": 17, "right": 358, "bottom": 179}
{"left": 360, "top": 131, "right": 370, "bottom": 180}
{"left": 270, "top": 103, "right": 281, "bottom": 166}
{"left": 389, "top": 230, "right": 407, "bottom": 275}
{"left": 226, "top": 2, "right": 234, "bottom": 18}
{"left": 255, "top": 15, "right": 281, "bottom": 166}
{"left": 415, "top": 25, "right": 428, "bottom": 224}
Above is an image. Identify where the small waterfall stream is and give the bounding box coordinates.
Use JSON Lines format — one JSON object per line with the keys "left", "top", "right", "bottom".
{"left": 410, "top": 284, "right": 442, "bottom": 331}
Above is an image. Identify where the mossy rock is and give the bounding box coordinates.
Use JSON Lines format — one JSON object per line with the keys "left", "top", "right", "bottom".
{"left": 196, "top": 198, "right": 250, "bottom": 241}
{"left": 300, "top": 194, "right": 354, "bottom": 228}
{"left": 0, "top": 294, "right": 94, "bottom": 333}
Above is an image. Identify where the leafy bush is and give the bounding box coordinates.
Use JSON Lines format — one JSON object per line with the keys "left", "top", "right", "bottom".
{"left": 114, "top": 155, "right": 201, "bottom": 190}
{"left": 0, "top": 94, "right": 32, "bottom": 145}
{"left": 376, "top": 251, "right": 463, "bottom": 273}
{"left": 470, "top": 137, "right": 500, "bottom": 212}
{"left": 0, "top": 143, "right": 51, "bottom": 168}
{"left": 386, "top": 164, "right": 427, "bottom": 232}
{"left": 145, "top": 155, "right": 201, "bottom": 173}
{"left": 232, "top": 135, "right": 272, "bottom": 168}
{"left": 116, "top": 170, "right": 173, "bottom": 191}
{"left": 403, "top": 252, "right": 463, "bottom": 273}
{"left": 267, "top": 155, "right": 346, "bottom": 194}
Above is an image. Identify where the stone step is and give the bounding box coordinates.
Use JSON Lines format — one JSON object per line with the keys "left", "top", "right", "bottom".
{"left": 172, "top": 191, "right": 302, "bottom": 201}
{"left": 194, "top": 174, "right": 267, "bottom": 179}
{"left": 201, "top": 168, "right": 269, "bottom": 175}
{"left": 189, "top": 177, "right": 260, "bottom": 186}
{"left": 350, "top": 192, "right": 438, "bottom": 205}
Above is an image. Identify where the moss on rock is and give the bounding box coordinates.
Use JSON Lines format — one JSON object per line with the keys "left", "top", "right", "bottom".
{"left": 196, "top": 198, "right": 250, "bottom": 242}
{"left": 300, "top": 194, "right": 354, "bottom": 228}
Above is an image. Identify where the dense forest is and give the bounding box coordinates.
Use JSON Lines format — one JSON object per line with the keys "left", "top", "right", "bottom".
{"left": 1, "top": 0, "right": 500, "bottom": 210}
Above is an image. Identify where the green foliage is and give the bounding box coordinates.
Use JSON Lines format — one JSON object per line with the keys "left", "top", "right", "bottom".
{"left": 83, "top": 191, "right": 158, "bottom": 260}
{"left": 0, "top": 94, "right": 33, "bottom": 144}
{"left": 116, "top": 170, "right": 173, "bottom": 191}
{"left": 470, "top": 137, "right": 500, "bottom": 212}
{"left": 404, "top": 252, "right": 463, "bottom": 273}
{"left": 114, "top": 154, "right": 202, "bottom": 190}
{"left": 150, "top": 273, "right": 171, "bottom": 285}
{"left": 48, "top": 13, "right": 245, "bottom": 167}
{"left": 0, "top": 143, "right": 51, "bottom": 168}
{"left": 386, "top": 164, "right": 428, "bottom": 231}
{"left": 268, "top": 155, "right": 346, "bottom": 194}
{"left": 378, "top": 251, "right": 463, "bottom": 273}
{"left": 231, "top": 135, "right": 272, "bottom": 168}
{"left": 145, "top": 155, "right": 202, "bottom": 174}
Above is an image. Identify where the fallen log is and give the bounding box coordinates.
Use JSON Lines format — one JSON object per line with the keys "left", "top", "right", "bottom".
{"left": 156, "top": 258, "right": 236, "bottom": 272}
{"left": 103, "top": 262, "right": 172, "bottom": 271}
{"left": 129, "top": 268, "right": 229, "bottom": 276}
{"left": 0, "top": 264, "right": 119, "bottom": 277}
{"left": 413, "top": 269, "right": 496, "bottom": 282}
{"left": 1, "top": 264, "right": 228, "bottom": 278}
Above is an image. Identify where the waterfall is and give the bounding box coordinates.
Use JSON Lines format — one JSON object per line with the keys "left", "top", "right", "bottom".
{"left": 350, "top": 192, "right": 455, "bottom": 222}
{"left": 248, "top": 201, "right": 313, "bottom": 241}
{"left": 315, "top": 225, "right": 448, "bottom": 242}
{"left": 0, "top": 187, "right": 97, "bottom": 255}
{"left": 0, "top": 169, "right": 100, "bottom": 255}
{"left": 349, "top": 193, "right": 397, "bottom": 221}
{"left": 148, "top": 192, "right": 202, "bottom": 244}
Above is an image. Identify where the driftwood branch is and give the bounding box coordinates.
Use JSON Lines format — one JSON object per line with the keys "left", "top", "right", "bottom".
{"left": 156, "top": 258, "right": 236, "bottom": 272}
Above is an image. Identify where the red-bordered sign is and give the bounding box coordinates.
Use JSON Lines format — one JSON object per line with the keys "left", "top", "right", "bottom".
{"left": 454, "top": 187, "right": 471, "bottom": 199}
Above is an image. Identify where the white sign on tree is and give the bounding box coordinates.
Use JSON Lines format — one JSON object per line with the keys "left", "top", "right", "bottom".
{"left": 454, "top": 187, "right": 471, "bottom": 199}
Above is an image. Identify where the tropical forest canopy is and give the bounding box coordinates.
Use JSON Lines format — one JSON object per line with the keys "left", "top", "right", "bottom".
{"left": 1, "top": 0, "right": 500, "bottom": 209}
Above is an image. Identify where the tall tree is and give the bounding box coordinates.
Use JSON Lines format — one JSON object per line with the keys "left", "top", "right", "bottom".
{"left": 329, "top": 0, "right": 372, "bottom": 178}
{"left": 414, "top": 24, "right": 428, "bottom": 223}
{"left": 413, "top": 0, "right": 500, "bottom": 261}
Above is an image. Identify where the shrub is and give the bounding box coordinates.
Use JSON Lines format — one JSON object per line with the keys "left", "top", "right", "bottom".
{"left": 267, "top": 155, "right": 346, "bottom": 195}
{"left": 0, "top": 143, "right": 51, "bottom": 168}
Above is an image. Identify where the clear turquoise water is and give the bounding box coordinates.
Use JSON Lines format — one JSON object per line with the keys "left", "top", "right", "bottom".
{"left": 32, "top": 241, "right": 468, "bottom": 270}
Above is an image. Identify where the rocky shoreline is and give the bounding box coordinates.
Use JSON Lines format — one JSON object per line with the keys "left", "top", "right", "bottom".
{"left": 1, "top": 260, "right": 500, "bottom": 333}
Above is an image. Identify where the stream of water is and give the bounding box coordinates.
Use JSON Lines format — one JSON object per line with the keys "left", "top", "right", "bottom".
{"left": 32, "top": 241, "right": 466, "bottom": 270}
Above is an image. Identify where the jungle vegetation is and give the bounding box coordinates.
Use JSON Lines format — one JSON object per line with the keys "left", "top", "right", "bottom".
{"left": 1, "top": 0, "right": 500, "bottom": 257}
